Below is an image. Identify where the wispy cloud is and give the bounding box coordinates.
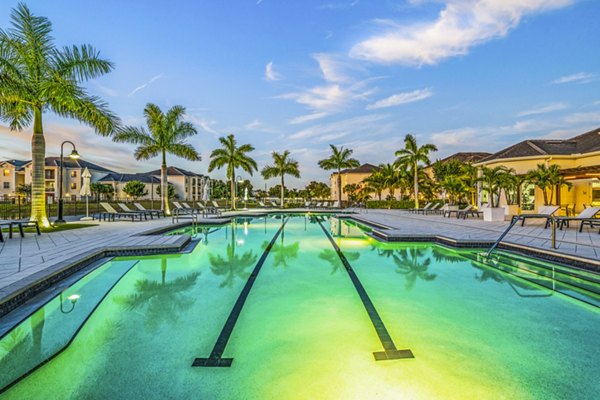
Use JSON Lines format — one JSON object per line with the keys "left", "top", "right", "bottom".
{"left": 551, "top": 72, "right": 595, "bottom": 84}
{"left": 350, "top": 0, "right": 575, "bottom": 66}
{"left": 289, "top": 112, "right": 329, "bottom": 125}
{"left": 517, "top": 102, "right": 568, "bottom": 117}
{"left": 366, "top": 88, "right": 432, "bottom": 110}
{"left": 319, "top": 0, "right": 360, "bottom": 10}
{"left": 128, "top": 74, "right": 163, "bottom": 96}
{"left": 256, "top": 0, "right": 264, "bottom": 4}
{"left": 185, "top": 115, "right": 220, "bottom": 137}
{"left": 92, "top": 81, "right": 118, "bottom": 97}
{"left": 264, "top": 61, "right": 282, "bottom": 81}
{"left": 288, "top": 114, "right": 388, "bottom": 141}
{"left": 245, "top": 119, "right": 263, "bottom": 130}
{"left": 313, "top": 53, "right": 351, "bottom": 83}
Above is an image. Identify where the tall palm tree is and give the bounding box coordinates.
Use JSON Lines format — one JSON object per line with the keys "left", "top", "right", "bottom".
{"left": 0, "top": 3, "right": 118, "bottom": 226}
{"left": 378, "top": 163, "right": 404, "bottom": 200}
{"left": 113, "top": 104, "right": 200, "bottom": 215}
{"left": 261, "top": 150, "right": 300, "bottom": 207}
{"left": 394, "top": 134, "right": 437, "bottom": 209}
{"left": 208, "top": 134, "right": 257, "bottom": 210}
{"left": 318, "top": 144, "right": 360, "bottom": 206}
{"left": 525, "top": 163, "right": 572, "bottom": 206}
{"left": 362, "top": 170, "right": 385, "bottom": 200}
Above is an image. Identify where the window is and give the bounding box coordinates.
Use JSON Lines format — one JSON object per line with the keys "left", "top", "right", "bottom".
{"left": 3, "top": 182, "right": 9, "bottom": 189}
{"left": 592, "top": 182, "right": 600, "bottom": 206}
{"left": 521, "top": 183, "right": 536, "bottom": 211}
{"left": 70, "top": 182, "right": 77, "bottom": 190}
{"left": 45, "top": 169, "right": 55, "bottom": 179}
{"left": 3, "top": 169, "right": 9, "bottom": 176}
{"left": 70, "top": 170, "right": 77, "bottom": 178}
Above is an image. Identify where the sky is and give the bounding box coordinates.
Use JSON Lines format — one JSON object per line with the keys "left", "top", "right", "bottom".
{"left": 1, "top": 0, "right": 599, "bottom": 188}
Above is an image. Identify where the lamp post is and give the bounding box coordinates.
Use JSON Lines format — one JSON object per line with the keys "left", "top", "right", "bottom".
{"left": 55, "top": 141, "right": 80, "bottom": 224}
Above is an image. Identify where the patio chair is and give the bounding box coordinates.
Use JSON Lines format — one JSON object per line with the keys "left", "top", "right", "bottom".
{"left": 197, "top": 202, "right": 222, "bottom": 217}
{"left": 421, "top": 203, "right": 441, "bottom": 215}
{"left": 0, "top": 219, "right": 41, "bottom": 242}
{"left": 118, "top": 203, "right": 155, "bottom": 219}
{"left": 444, "top": 204, "right": 472, "bottom": 218}
{"left": 96, "top": 203, "right": 144, "bottom": 222}
{"left": 269, "top": 199, "right": 280, "bottom": 208}
{"left": 410, "top": 202, "right": 431, "bottom": 214}
{"left": 133, "top": 203, "right": 165, "bottom": 218}
{"left": 515, "top": 205, "right": 560, "bottom": 228}
{"left": 554, "top": 207, "right": 600, "bottom": 232}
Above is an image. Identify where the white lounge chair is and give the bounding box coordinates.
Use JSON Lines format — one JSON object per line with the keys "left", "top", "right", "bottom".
{"left": 555, "top": 207, "right": 600, "bottom": 232}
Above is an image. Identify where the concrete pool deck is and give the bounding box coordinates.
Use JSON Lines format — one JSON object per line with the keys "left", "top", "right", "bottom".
{"left": 0, "top": 209, "right": 598, "bottom": 316}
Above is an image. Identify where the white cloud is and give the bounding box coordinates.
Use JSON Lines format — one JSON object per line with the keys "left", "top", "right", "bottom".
{"left": 289, "top": 112, "right": 329, "bottom": 124}
{"left": 551, "top": 72, "right": 595, "bottom": 84}
{"left": 313, "top": 53, "right": 350, "bottom": 83}
{"left": 350, "top": 0, "right": 574, "bottom": 66}
{"left": 517, "top": 102, "right": 568, "bottom": 117}
{"left": 92, "top": 81, "right": 118, "bottom": 97}
{"left": 288, "top": 114, "right": 389, "bottom": 141}
{"left": 245, "top": 119, "right": 263, "bottom": 130}
{"left": 564, "top": 111, "right": 600, "bottom": 125}
{"left": 128, "top": 74, "right": 163, "bottom": 96}
{"left": 366, "top": 88, "right": 433, "bottom": 110}
{"left": 264, "top": 61, "right": 282, "bottom": 81}
{"left": 185, "top": 115, "right": 220, "bottom": 137}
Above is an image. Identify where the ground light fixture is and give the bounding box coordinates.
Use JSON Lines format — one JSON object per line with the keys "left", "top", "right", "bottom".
{"left": 59, "top": 292, "right": 80, "bottom": 314}
{"left": 55, "top": 141, "right": 80, "bottom": 224}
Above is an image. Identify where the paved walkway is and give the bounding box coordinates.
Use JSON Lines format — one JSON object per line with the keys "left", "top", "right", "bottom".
{"left": 350, "top": 209, "right": 600, "bottom": 262}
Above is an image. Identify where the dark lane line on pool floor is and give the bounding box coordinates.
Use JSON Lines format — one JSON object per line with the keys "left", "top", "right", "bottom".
{"left": 316, "top": 219, "right": 414, "bottom": 361}
{"left": 192, "top": 217, "right": 288, "bottom": 367}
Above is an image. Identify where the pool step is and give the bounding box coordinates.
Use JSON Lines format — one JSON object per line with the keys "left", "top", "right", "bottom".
{"left": 462, "top": 252, "right": 600, "bottom": 308}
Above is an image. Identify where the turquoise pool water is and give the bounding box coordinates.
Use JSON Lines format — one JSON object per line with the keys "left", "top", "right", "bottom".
{"left": 0, "top": 215, "right": 598, "bottom": 399}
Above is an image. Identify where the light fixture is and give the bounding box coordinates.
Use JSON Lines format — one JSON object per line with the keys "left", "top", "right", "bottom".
{"left": 59, "top": 291, "right": 80, "bottom": 314}
{"left": 69, "top": 149, "right": 80, "bottom": 159}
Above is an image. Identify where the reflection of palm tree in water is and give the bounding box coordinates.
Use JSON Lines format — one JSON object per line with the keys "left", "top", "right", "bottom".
{"left": 114, "top": 256, "right": 200, "bottom": 331}
{"left": 318, "top": 249, "right": 360, "bottom": 275}
{"left": 209, "top": 224, "right": 257, "bottom": 288}
{"left": 262, "top": 227, "right": 299, "bottom": 269}
{"left": 393, "top": 248, "right": 437, "bottom": 290}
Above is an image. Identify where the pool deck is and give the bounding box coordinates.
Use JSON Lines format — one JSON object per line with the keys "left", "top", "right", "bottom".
{"left": 0, "top": 209, "right": 598, "bottom": 316}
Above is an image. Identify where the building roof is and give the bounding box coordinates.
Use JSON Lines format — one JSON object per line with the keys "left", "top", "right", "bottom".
{"left": 479, "top": 127, "right": 600, "bottom": 163}
{"left": 438, "top": 152, "right": 492, "bottom": 164}
{"left": 0, "top": 159, "right": 29, "bottom": 170}
{"left": 339, "top": 163, "right": 380, "bottom": 174}
{"left": 33, "top": 157, "right": 115, "bottom": 172}
{"left": 145, "top": 166, "right": 204, "bottom": 177}
{"left": 98, "top": 173, "right": 160, "bottom": 184}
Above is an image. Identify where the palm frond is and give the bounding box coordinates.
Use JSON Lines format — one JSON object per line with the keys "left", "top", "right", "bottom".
{"left": 113, "top": 126, "right": 154, "bottom": 145}
{"left": 134, "top": 144, "right": 161, "bottom": 160}
{"left": 167, "top": 143, "right": 201, "bottom": 161}
{"left": 53, "top": 44, "right": 114, "bottom": 81}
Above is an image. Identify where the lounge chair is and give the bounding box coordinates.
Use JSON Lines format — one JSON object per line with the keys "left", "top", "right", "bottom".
{"left": 197, "top": 202, "right": 221, "bottom": 216}
{"left": 211, "top": 200, "right": 228, "bottom": 211}
{"left": 410, "top": 202, "right": 432, "bottom": 214}
{"left": 96, "top": 203, "right": 144, "bottom": 221}
{"left": 421, "top": 203, "right": 441, "bottom": 215}
{"left": 118, "top": 203, "right": 155, "bottom": 219}
{"left": 515, "top": 205, "right": 560, "bottom": 228}
{"left": 0, "top": 219, "right": 41, "bottom": 242}
{"left": 444, "top": 204, "right": 482, "bottom": 219}
{"left": 133, "top": 203, "right": 165, "bottom": 218}
{"left": 172, "top": 201, "right": 197, "bottom": 214}
{"left": 554, "top": 207, "right": 600, "bottom": 232}
{"left": 269, "top": 199, "right": 280, "bottom": 208}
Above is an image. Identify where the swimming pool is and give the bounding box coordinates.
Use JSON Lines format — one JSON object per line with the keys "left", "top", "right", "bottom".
{"left": 0, "top": 214, "right": 598, "bottom": 399}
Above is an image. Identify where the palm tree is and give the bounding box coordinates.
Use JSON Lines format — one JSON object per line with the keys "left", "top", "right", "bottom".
{"left": 261, "top": 150, "right": 300, "bottom": 207}
{"left": 318, "top": 144, "right": 360, "bottom": 206}
{"left": 208, "top": 134, "right": 257, "bottom": 210}
{"left": 0, "top": 3, "right": 118, "bottom": 226}
{"left": 362, "top": 170, "right": 385, "bottom": 200}
{"left": 394, "top": 134, "right": 438, "bottom": 209}
{"left": 113, "top": 104, "right": 200, "bottom": 215}
{"left": 378, "top": 163, "right": 404, "bottom": 200}
{"left": 525, "top": 163, "right": 572, "bottom": 206}
{"left": 478, "top": 166, "right": 513, "bottom": 208}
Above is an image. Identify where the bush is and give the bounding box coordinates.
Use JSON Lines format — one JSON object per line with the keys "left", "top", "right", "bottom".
{"left": 366, "top": 199, "right": 444, "bottom": 209}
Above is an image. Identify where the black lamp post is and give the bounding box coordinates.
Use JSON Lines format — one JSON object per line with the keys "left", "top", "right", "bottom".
{"left": 55, "top": 141, "right": 80, "bottom": 224}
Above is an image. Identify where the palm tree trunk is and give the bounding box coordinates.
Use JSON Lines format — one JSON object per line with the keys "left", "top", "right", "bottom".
{"left": 30, "top": 108, "right": 49, "bottom": 226}
{"left": 161, "top": 257, "right": 167, "bottom": 286}
{"left": 280, "top": 174, "right": 285, "bottom": 208}
{"left": 337, "top": 169, "right": 342, "bottom": 207}
{"left": 231, "top": 172, "right": 236, "bottom": 210}
{"left": 413, "top": 161, "right": 419, "bottom": 209}
{"left": 161, "top": 150, "right": 170, "bottom": 215}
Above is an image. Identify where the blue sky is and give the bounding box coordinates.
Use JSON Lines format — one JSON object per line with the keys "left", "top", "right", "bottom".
{"left": 1, "top": 0, "right": 599, "bottom": 188}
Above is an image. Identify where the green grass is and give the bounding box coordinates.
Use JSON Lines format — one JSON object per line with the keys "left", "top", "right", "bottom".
{"left": 2, "top": 223, "right": 98, "bottom": 234}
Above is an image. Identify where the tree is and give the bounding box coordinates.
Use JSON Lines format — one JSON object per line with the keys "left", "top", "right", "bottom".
{"left": 268, "top": 184, "right": 287, "bottom": 198}
{"left": 362, "top": 170, "right": 385, "bottom": 200}
{"left": 261, "top": 150, "right": 300, "bottom": 207}
{"left": 525, "top": 163, "right": 572, "bottom": 206}
{"left": 208, "top": 134, "right": 257, "bottom": 210}
{"left": 379, "top": 163, "right": 405, "bottom": 200}
{"left": 0, "top": 3, "right": 119, "bottom": 226}
{"left": 113, "top": 104, "right": 200, "bottom": 215}
{"left": 90, "top": 182, "right": 114, "bottom": 200}
{"left": 394, "top": 134, "right": 438, "bottom": 209}
{"left": 156, "top": 183, "right": 176, "bottom": 199}
{"left": 210, "top": 179, "right": 229, "bottom": 199}
{"left": 238, "top": 180, "right": 254, "bottom": 200}
{"left": 305, "top": 181, "right": 330, "bottom": 199}
{"left": 478, "top": 166, "right": 513, "bottom": 208}
{"left": 318, "top": 144, "right": 360, "bottom": 206}
{"left": 16, "top": 184, "right": 31, "bottom": 200}
{"left": 122, "top": 180, "right": 148, "bottom": 200}
{"left": 440, "top": 175, "right": 466, "bottom": 205}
